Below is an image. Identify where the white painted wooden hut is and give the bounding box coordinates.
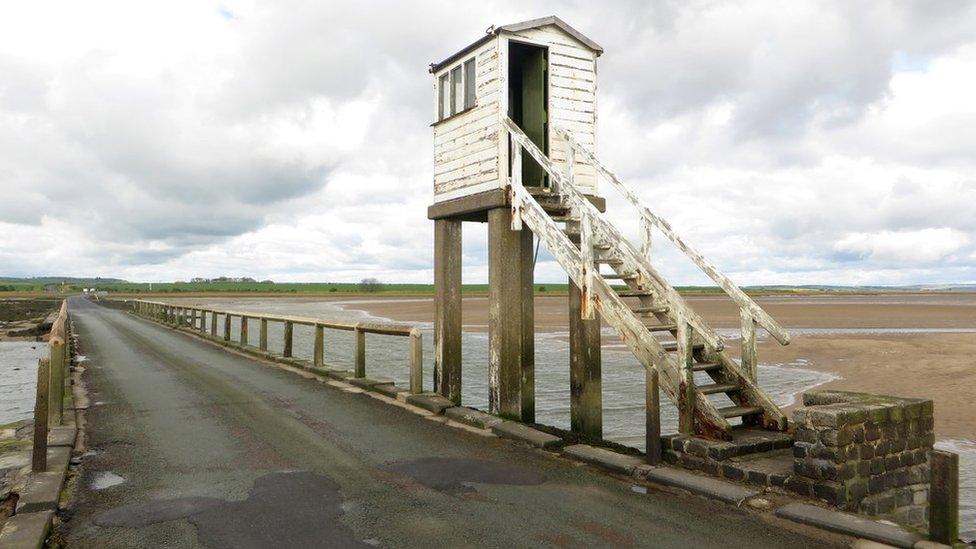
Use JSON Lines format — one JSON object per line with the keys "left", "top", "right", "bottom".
{"left": 429, "top": 16, "right": 602, "bottom": 203}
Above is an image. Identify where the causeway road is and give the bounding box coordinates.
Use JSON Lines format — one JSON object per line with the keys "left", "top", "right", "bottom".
{"left": 59, "top": 298, "right": 848, "bottom": 548}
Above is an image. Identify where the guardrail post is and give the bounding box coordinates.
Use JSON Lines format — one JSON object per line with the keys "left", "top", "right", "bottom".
{"left": 409, "top": 329, "right": 423, "bottom": 394}
{"left": 260, "top": 319, "right": 269, "bottom": 351}
{"left": 211, "top": 311, "right": 218, "bottom": 337}
{"left": 49, "top": 339, "right": 65, "bottom": 426}
{"left": 677, "top": 317, "right": 696, "bottom": 435}
{"left": 240, "top": 316, "right": 249, "bottom": 347}
{"left": 283, "top": 321, "right": 293, "bottom": 357}
{"left": 646, "top": 366, "right": 661, "bottom": 465}
{"left": 199, "top": 310, "right": 208, "bottom": 333}
{"left": 223, "top": 314, "right": 231, "bottom": 341}
{"left": 930, "top": 449, "right": 959, "bottom": 544}
{"left": 740, "top": 310, "right": 758, "bottom": 383}
{"left": 32, "top": 358, "right": 50, "bottom": 472}
{"left": 354, "top": 327, "right": 366, "bottom": 378}
{"left": 313, "top": 325, "right": 324, "bottom": 368}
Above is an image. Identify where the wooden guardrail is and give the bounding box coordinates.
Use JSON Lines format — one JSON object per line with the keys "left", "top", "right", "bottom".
{"left": 128, "top": 299, "right": 424, "bottom": 394}
{"left": 32, "top": 300, "right": 70, "bottom": 472}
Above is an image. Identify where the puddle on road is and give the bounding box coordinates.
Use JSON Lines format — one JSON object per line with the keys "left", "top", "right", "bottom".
{"left": 91, "top": 471, "right": 126, "bottom": 490}
{"left": 385, "top": 457, "right": 546, "bottom": 494}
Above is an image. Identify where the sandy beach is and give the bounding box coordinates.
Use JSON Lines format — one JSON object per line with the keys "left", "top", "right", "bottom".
{"left": 344, "top": 292, "right": 976, "bottom": 440}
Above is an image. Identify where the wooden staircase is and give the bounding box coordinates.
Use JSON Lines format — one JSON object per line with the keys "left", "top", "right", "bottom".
{"left": 503, "top": 117, "right": 792, "bottom": 441}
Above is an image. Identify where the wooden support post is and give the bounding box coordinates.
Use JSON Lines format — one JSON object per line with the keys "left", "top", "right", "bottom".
{"left": 646, "top": 366, "right": 661, "bottom": 465}
{"left": 283, "top": 321, "right": 293, "bottom": 357}
{"left": 740, "top": 310, "right": 758, "bottom": 383}
{"left": 434, "top": 218, "right": 462, "bottom": 404}
{"left": 223, "top": 314, "right": 231, "bottom": 341}
{"left": 260, "top": 319, "right": 269, "bottom": 351}
{"left": 49, "top": 340, "right": 65, "bottom": 426}
{"left": 569, "top": 228, "right": 602, "bottom": 438}
{"left": 211, "top": 311, "right": 218, "bottom": 337}
{"left": 677, "top": 317, "right": 696, "bottom": 435}
{"left": 313, "top": 325, "right": 324, "bottom": 368}
{"left": 240, "top": 316, "right": 249, "bottom": 347}
{"left": 930, "top": 449, "right": 959, "bottom": 544}
{"left": 409, "top": 328, "right": 423, "bottom": 394}
{"left": 32, "top": 358, "right": 50, "bottom": 472}
{"left": 488, "top": 207, "right": 534, "bottom": 422}
{"left": 200, "top": 310, "right": 207, "bottom": 333}
{"left": 354, "top": 328, "right": 366, "bottom": 378}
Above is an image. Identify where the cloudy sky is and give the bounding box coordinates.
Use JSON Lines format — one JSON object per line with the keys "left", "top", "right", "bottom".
{"left": 2, "top": 1, "right": 975, "bottom": 286}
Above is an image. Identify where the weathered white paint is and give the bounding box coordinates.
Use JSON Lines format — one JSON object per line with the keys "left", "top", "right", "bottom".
{"left": 433, "top": 23, "right": 600, "bottom": 201}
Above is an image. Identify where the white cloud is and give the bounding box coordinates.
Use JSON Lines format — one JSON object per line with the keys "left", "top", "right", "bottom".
{"left": 1, "top": 1, "right": 976, "bottom": 286}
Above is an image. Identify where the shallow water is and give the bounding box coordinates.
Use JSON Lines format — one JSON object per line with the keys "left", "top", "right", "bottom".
{"left": 0, "top": 341, "right": 48, "bottom": 424}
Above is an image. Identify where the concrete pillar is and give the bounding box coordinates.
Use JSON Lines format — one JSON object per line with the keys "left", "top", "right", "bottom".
{"left": 569, "top": 232, "right": 602, "bottom": 438}
{"left": 930, "top": 449, "right": 959, "bottom": 544}
{"left": 487, "top": 207, "right": 534, "bottom": 422}
{"left": 434, "top": 218, "right": 462, "bottom": 404}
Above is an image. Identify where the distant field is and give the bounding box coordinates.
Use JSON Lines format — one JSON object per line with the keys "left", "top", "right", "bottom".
{"left": 0, "top": 279, "right": 898, "bottom": 297}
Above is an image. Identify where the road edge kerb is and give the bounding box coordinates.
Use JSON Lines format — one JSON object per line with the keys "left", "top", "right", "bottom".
{"left": 128, "top": 310, "right": 936, "bottom": 547}
{"left": 0, "top": 320, "right": 82, "bottom": 549}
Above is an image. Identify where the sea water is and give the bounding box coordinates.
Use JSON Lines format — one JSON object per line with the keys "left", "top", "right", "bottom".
{"left": 0, "top": 341, "right": 48, "bottom": 425}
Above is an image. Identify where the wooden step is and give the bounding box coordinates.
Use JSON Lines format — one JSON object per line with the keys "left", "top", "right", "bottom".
{"left": 550, "top": 215, "right": 579, "bottom": 223}
{"left": 594, "top": 244, "right": 612, "bottom": 251}
{"left": 661, "top": 341, "right": 704, "bottom": 352}
{"left": 644, "top": 324, "right": 677, "bottom": 332}
{"left": 692, "top": 362, "right": 722, "bottom": 372}
{"left": 632, "top": 305, "right": 669, "bottom": 314}
{"left": 616, "top": 289, "right": 653, "bottom": 297}
{"left": 699, "top": 383, "right": 740, "bottom": 395}
{"left": 594, "top": 258, "right": 623, "bottom": 266}
{"left": 602, "top": 273, "right": 637, "bottom": 280}
{"left": 717, "top": 405, "right": 763, "bottom": 419}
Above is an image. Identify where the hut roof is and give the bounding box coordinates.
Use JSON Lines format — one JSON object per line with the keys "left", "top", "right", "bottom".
{"left": 429, "top": 16, "right": 602, "bottom": 73}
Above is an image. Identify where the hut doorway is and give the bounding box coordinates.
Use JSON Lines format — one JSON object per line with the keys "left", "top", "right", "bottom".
{"left": 508, "top": 41, "right": 548, "bottom": 188}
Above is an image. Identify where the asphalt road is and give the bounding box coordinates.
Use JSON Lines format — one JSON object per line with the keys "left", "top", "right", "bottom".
{"left": 59, "top": 298, "right": 846, "bottom": 548}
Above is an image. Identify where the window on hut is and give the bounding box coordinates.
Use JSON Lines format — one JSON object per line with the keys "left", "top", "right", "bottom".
{"left": 437, "top": 57, "right": 477, "bottom": 121}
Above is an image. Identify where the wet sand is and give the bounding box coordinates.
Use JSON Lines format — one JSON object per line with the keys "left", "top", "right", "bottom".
{"left": 348, "top": 293, "right": 976, "bottom": 440}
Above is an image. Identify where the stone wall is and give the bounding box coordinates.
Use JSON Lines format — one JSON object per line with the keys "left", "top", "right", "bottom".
{"left": 791, "top": 390, "right": 934, "bottom": 527}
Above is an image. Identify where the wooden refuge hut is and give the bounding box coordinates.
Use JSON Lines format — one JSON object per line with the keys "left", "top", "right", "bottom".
{"left": 428, "top": 16, "right": 793, "bottom": 445}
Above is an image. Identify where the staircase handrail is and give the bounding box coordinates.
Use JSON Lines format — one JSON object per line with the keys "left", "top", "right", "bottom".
{"left": 552, "top": 125, "right": 791, "bottom": 346}
{"left": 502, "top": 117, "right": 723, "bottom": 352}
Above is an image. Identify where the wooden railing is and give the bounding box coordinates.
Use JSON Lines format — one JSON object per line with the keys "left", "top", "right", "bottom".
{"left": 129, "top": 300, "right": 424, "bottom": 394}
{"left": 32, "top": 300, "right": 70, "bottom": 472}
{"left": 553, "top": 125, "right": 791, "bottom": 379}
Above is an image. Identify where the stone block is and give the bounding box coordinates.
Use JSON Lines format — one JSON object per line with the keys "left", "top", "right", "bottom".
{"left": 444, "top": 407, "right": 503, "bottom": 430}
{"left": 563, "top": 445, "right": 644, "bottom": 475}
{"left": 405, "top": 393, "right": 454, "bottom": 414}
{"left": 0, "top": 510, "right": 54, "bottom": 549}
{"left": 490, "top": 421, "right": 562, "bottom": 449}
{"left": 776, "top": 503, "right": 921, "bottom": 548}
{"left": 642, "top": 467, "right": 759, "bottom": 505}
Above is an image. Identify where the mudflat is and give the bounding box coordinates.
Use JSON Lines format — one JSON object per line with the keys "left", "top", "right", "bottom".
{"left": 348, "top": 292, "right": 976, "bottom": 440}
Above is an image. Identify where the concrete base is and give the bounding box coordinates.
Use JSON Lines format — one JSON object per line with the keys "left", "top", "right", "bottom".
{"left": 47, "top": 426, "right": 77, "bottom": 448}
{"left": 776, "top": 503, "right": 921, "bottom": 548}
{"left": 444, "top": 407, "right": 504, "bottom": 430}
{"left": 563, "top": 445, "right": 644, "bottom": 475}
{"left": 348, "top": 377, "right": 395, "bottom": 390}
{"left": 490, "top": 421, "right": 561, "bottom": 449}
{"left": 637, "top": 466, "right": 759, "bottom": 505}
{"left": 373, "top": 384, "right": 409, "bottom": 399}
{"left": 0, "top": 510, "right": 53, "bottom": 549}
{"left": 15, "top": 471, "right": 65, "bottom": 513}
{"left": 405, "top": 393, "right": 454, "bottom": 415}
